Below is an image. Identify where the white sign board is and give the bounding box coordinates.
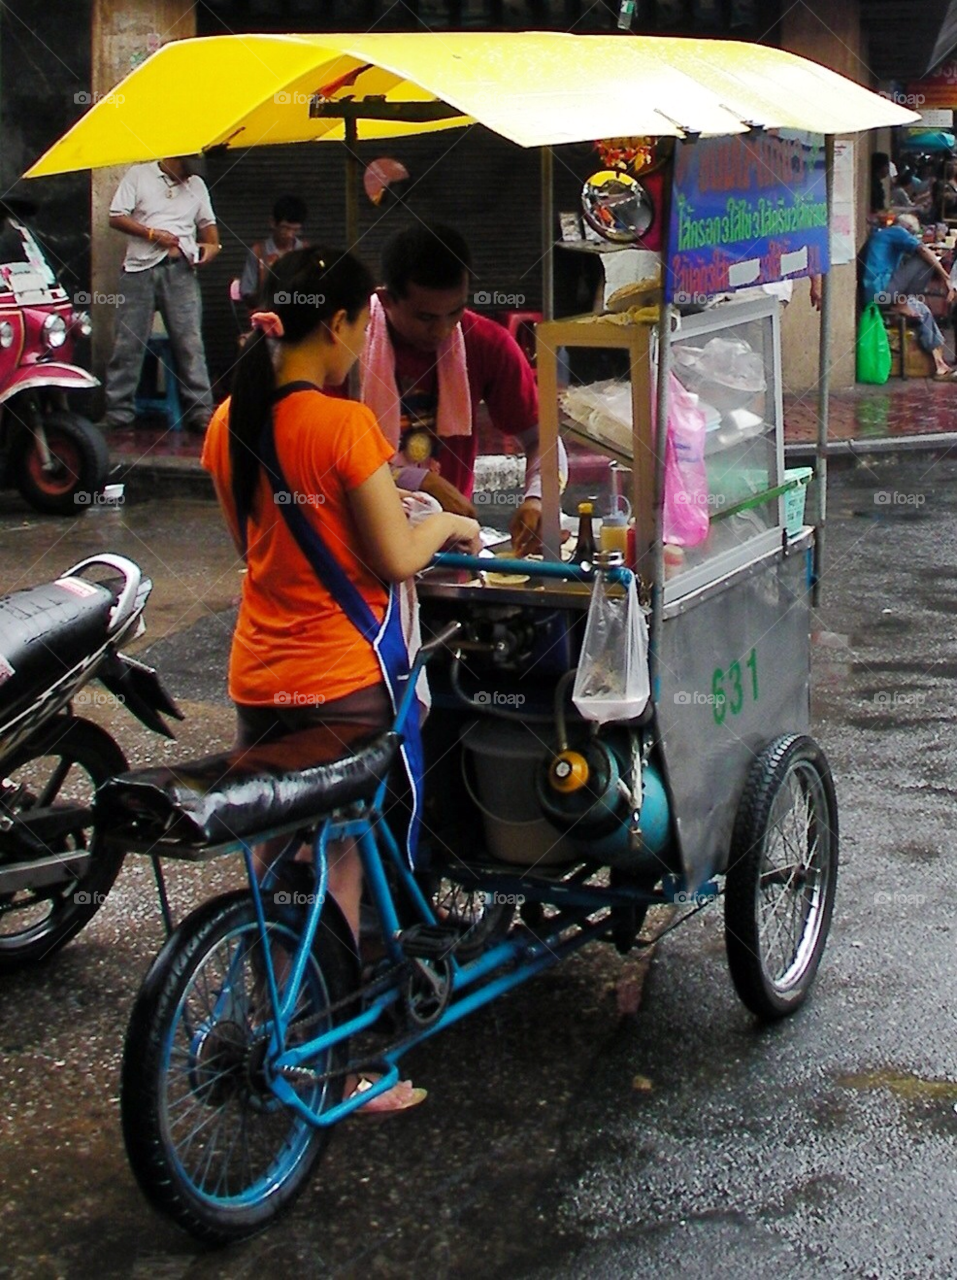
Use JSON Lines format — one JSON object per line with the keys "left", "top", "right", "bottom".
{"left": 919, "top": 108, "right": 954, "bottom": 127}
{"left": 830, "top": 140, "right": 856, "bottom": 267}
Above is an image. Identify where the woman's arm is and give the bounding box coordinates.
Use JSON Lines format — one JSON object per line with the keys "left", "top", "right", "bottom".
{"left": 348, "top": 463, "right": 479, "bottom": 582}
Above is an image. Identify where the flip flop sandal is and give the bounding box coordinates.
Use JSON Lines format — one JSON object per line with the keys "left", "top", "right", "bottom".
{"left": 348, "top": 1073, "right": 428, "bottom": 1117}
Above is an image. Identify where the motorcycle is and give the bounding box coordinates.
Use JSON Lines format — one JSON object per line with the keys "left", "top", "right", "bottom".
{"left": 0, "top": 210, "right": 109, "bottom": 514}
{"left": 0, "top": 554, "right": 181, "bottom": 971}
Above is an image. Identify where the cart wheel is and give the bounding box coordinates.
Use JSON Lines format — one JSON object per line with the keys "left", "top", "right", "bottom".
{"left": 724, "top": 735, "right": 838, "bottom": 1020}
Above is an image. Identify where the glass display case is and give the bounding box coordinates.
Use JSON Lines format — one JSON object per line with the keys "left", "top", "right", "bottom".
{"left": 536, "top": 295, "right": 787, "bottom": 600}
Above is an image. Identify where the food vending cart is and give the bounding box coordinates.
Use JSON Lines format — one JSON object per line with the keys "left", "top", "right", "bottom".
{"left": 24, "top": 32, "right": 918, "bottom": 1242}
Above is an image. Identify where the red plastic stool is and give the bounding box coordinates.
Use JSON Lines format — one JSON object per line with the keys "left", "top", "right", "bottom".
{"left": 496, "top": 310, "right": 543, "bottom": 365}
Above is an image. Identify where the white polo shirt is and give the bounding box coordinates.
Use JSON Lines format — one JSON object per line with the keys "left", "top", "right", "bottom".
{"left": 110, "top": 162, "right": 216, "bottom": 272}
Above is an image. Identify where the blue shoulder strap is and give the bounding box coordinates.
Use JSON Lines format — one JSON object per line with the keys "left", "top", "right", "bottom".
{"left": 257, "top": 383, "right": 380, "bottom": 644}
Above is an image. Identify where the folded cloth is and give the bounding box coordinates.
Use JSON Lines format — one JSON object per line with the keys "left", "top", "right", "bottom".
{"left": 359, "top": 294, "right": 472, "bottom": 449}
{"left": 399, "top": 490, "right": 443, "bottom": 719}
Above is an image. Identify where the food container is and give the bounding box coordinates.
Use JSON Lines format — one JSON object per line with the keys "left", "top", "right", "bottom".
{"left": 783, "top": 467, "right": 813, "bottom": 536}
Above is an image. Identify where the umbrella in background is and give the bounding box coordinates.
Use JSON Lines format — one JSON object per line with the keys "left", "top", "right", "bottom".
{"left": 901, "top": 130, "right": 956, "bottom": 152}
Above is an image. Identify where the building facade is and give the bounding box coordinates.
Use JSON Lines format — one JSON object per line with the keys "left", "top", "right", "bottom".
{"left": 5, "top": 0, "right": 955, "bottom": 397}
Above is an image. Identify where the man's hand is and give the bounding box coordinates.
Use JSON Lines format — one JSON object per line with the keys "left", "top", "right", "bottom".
{"left": 151, "top": 228, "right": 179, "bottom": 249}
{"left": 510, "top": 497, "right": 542, "bottom": 557}
{"left": 419, "top": 471, "right": 477, "bottom": 518}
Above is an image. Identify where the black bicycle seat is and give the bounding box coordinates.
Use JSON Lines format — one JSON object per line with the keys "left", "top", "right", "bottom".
{"left": 95, "top": 725, "right": 400, "bottom": 847}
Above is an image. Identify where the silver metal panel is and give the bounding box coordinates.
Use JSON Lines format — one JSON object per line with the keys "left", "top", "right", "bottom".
{"left": 655, "top": 540, "right": 812, "bottom": 890}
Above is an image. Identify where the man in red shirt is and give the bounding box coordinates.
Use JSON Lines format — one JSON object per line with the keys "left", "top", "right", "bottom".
{"left": 361, "top": 223, "right": 565, "bottom": 554}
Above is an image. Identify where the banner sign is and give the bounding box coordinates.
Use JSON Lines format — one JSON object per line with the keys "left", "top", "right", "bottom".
{"left": 906, "top": 62, "right": 957, "bottom": 109}
{"left": 666, "top": 130, "right": 829, "bottom": 303}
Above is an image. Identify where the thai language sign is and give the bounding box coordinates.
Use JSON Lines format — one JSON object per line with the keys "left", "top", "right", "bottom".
{"left": 906, "top": 63, "right": 957, "bottom": 110}
{"left": 666, "top": 130, "right": 829, "bottom": 303}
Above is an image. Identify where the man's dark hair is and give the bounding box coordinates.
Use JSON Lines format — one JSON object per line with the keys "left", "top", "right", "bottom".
{"left": 382, "top": 224, "right": 472, "bottom": 297}
{"left": 272, "top": 194, "right": 307, "bottom": 225}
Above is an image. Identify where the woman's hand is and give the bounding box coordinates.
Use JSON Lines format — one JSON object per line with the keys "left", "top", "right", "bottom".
{"left": 442, "top": 515, "right": 481, "bottom": 556}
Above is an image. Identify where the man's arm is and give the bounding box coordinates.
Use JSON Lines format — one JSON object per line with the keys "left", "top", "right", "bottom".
{"left": 108, "top": 213, "right": 179, "bottom": 249}
{"left": 510, "top": 426, "right": 569, "bottom": 556}
{"left": 197, "top": 223, "right": 221, "bottom": 265}
{"left": 918, "top": 242, "right": 954, "bottom": 294}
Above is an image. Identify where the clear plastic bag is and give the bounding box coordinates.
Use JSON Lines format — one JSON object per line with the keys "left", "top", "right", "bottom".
{"left": 572, "top": 573, "right": 651, "bottom": 724}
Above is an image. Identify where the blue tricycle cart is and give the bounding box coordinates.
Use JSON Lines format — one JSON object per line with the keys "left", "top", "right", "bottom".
{"left": 30, "top": 28, "right": 916, "bottom": 1246}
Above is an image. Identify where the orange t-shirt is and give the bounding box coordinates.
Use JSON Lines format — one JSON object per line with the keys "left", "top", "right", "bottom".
{"left": 202, "top": 389, "right": 394, "bottom": 707}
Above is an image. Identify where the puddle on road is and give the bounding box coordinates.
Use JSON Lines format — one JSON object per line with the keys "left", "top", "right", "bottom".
{"left": 836, "top": 1068, "right": 957, "bottom": 1102}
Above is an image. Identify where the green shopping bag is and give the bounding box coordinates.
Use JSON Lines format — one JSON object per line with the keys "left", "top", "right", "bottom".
{"left": 856, "top": 302, "right": 892, "bottom": 385}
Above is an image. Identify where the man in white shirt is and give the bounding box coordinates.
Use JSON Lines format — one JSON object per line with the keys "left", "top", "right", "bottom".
{"left": 105, "top": 156, "right": 221, "bottom": 434}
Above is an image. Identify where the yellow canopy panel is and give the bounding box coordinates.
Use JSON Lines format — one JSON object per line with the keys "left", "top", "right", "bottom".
{"left": 25, "top": 31, "right": 918, "bottom": 178}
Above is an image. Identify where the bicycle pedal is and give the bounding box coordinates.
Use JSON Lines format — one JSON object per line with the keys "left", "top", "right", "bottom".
{"left": 397, "top": 923, "right": 461, "bottom": 959}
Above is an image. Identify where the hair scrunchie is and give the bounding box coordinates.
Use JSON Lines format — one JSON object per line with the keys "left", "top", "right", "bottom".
{"left": 249, "top": 311, "right": 285, "bottom": 339}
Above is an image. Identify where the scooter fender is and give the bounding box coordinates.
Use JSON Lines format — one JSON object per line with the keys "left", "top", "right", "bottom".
{"left": 97, "top": 652, "right": 185, "bottom": 740}
{"left": 0, "top": 362, "right": 99, "bottom": 404}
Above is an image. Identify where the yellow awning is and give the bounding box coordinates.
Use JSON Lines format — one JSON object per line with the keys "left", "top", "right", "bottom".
{"left": 25, "top": 31, "right": 919, "bottom": 178}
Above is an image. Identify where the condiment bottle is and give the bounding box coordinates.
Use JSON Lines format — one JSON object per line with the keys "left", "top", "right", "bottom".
{"left": 572, "top": 500, "right": 596, "bottom": 565}
{"left": 600, "top": 511, "right": 628, "bottom": 556}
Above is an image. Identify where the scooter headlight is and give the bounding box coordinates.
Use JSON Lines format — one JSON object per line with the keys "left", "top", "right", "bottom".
{"left": 73, "top": 311, "right": 93, "bottom": 338}
{"left": 41, "top": 314, "right": 68, "bottom": 350}
{"left": 0, "top": 321, "right": 14, "bottom": 349}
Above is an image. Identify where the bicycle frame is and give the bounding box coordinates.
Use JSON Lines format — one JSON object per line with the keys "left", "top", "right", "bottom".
{"left": 217, "top": 555, "right": 711, "bottom": 1127}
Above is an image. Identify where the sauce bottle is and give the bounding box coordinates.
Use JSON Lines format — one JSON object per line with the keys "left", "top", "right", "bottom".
{"left": 572, "top": 500, "right": 596, "bottom": 565}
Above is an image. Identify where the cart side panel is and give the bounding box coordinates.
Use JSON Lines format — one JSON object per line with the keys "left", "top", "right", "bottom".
{"left": 656, "top": 542, "right": 811, "bottom": 890}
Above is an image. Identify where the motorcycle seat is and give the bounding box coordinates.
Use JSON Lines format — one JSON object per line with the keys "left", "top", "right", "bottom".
{"left": 95, "top": 724, "right": 400, "bottom": 849}
{"left": 0, "top": 578, "right": 116, "bottom": 731}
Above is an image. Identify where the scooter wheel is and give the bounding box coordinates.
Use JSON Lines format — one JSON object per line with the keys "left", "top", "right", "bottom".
{"left": 14, "top": 411, "right": 109, "bottom": 516}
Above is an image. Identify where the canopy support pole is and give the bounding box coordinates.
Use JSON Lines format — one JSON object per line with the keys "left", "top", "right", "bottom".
{"left": 649, "top": 302, "right": 673, "bottom": 695}
{"left": 541, "top": 146, "right": 554, "bottom": 320}
{"left": 345, "top": 116, "right": 359, "bottom": 252}
{"left": 813, "top": 134, "right": 834, "bottom": 609}
{"left": 538, "top": 145, "right": 561, "bottom": 558}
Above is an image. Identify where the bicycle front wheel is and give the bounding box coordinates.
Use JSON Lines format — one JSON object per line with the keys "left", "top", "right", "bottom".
{"left": 121, "top": 890, "right": 354, "bottom": 1244}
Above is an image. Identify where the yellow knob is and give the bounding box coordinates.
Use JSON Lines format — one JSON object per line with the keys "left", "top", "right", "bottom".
{"left": 549, "top": 751, "right": 589, "bottom": 794}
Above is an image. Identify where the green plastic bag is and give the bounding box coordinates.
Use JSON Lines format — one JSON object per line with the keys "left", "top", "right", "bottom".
{"left": 856, "top": 302, "right": 892, "bottom": 385}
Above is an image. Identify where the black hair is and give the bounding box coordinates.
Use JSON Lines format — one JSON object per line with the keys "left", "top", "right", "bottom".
{"left": 228, "top": 245, "right": 373, "bottom": 532}
{"left": 381, "top": 223, "right": 472, "bottom": 297}
{"left": 272, "top": 194, "right": 307, "bottom": 225}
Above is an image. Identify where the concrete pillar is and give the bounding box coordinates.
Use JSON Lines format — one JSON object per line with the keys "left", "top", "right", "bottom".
{"left": 779, "top": 0, "right": 864, "bottom": 393}
{"left": 90, "top": 1, "right": 195, "bottom": 403}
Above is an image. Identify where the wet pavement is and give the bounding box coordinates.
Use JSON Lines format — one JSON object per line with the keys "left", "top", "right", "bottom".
{"left": 0, "top": 463, "right": 956, "bottom": 1278}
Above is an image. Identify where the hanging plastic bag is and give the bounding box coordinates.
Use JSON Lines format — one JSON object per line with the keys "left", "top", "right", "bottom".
{"left": 856, "top": 302, "right": 892, "bottom": 385}
{"left": 652, "top": 372, "right": 710, "bottom": 547}
{"left": 572, "top": 572, "right": 650, "bottom": 724}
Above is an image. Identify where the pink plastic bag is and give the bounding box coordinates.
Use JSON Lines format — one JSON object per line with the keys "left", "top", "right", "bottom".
{"left": 652, "top": 372, "right": 710, "bottom": 547}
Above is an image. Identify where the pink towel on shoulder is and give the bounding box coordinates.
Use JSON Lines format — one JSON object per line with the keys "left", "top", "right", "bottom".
{"left": 359, "top": 293, "right": 472, "bottom": 448}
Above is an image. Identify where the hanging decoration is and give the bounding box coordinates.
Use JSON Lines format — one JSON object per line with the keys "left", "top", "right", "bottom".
{"left": 595, "top": 136, "right": 658, "bottom": 175}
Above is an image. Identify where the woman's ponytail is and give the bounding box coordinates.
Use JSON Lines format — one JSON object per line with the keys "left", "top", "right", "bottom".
{"left": 228, "top": 327, "right": 276, "bottom": 534}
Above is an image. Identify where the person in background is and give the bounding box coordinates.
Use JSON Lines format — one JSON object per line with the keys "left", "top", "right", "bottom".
{"left": 105, "top": 156, "right": 220, "bottom": 435}
{"left": 870, "top": 152, "right": 891, "bottom": 214}
{"left": 939, "top": 160, "right": 957, "bottom": 221}
{"left": 861, "top": 212, "right": 956, "bottom": 378}
{"left": 890, "top": 167, "right": 923, "bottom": 211}
{"left": 360, "top": 223, "right": 567, "bottom": 556}
{"left": 239, "top": 194, "right": 308, "bottom": 306}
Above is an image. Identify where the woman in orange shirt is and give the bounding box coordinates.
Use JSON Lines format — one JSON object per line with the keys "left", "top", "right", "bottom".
{"left": 203, "top": 247, "right": 477, "bottom": 1109}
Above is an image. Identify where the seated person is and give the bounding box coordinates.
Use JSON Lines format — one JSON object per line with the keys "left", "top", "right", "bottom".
{"left": 239, "top": 194, "right": 308, "bottom": 305}
{"left": 861, "top": 213, "right": 956, "bottom": 378}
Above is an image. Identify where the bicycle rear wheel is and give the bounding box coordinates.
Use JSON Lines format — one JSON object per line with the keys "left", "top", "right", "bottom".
{"left": 121, "top": 890, "right": 354, "bottom": 1244}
